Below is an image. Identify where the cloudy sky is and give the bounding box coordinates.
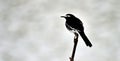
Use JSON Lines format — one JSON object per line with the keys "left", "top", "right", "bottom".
{"left": 0, "top": 0, "right": 120, "bottom": 61}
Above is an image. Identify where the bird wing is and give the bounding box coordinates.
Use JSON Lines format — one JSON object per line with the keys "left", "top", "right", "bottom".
{"left": 66, "top": 17, "right": 84, "bottom": 32}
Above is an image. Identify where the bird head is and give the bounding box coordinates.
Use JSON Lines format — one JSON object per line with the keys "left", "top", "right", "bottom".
{"left": 61, "top": 14, "right": 75, "bottom": 18}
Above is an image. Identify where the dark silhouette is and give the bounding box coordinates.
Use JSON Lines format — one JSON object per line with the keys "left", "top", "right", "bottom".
{"left": 61, "top": 14, "right": 92, "bottom": 47}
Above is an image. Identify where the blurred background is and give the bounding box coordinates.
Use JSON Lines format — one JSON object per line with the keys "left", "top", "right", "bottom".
{"left": 0, "top": 0, "right": 120, "bottom": 61}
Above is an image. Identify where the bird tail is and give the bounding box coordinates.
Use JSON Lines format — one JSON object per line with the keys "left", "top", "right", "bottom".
{"left": 79, "top": 32, "right": 92, "bottom": 47}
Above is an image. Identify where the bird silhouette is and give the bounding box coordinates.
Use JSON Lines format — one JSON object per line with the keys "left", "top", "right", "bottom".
{"left": 61, "top": 14, "right": 92, "bottom": 47}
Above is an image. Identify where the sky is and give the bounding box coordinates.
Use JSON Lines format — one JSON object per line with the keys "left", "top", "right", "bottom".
{"left": 0, "top": 0, "right": 120, "bottom": 61}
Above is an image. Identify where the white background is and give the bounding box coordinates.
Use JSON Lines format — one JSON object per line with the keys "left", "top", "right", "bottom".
{"left": 0, "top": 0, "right": 120, "bottom": 61}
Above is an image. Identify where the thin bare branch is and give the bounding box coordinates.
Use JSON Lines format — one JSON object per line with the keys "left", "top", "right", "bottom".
{"left": 70, "top": 33, "right": 79, "bottom": 61}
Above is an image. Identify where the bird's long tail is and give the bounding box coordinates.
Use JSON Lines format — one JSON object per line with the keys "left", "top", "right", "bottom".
{"left": 79, "top": 32, "right": 92, "bottom": 47}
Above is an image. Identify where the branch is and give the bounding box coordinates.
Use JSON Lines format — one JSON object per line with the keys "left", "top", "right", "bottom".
{"left": 70, "top": 33, "right": 79, "bottom": 61}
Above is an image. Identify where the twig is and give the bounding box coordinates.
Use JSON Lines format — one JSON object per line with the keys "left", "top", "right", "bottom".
{"left": 70, "top": 33, "right": 79, "bottom": 61}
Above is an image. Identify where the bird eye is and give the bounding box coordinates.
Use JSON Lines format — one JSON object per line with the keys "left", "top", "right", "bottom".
{"left": 67, "top": 15, "right": 70, "bottom": 17}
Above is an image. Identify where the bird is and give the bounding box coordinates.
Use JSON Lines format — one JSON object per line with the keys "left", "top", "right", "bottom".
{"left": 61, "top": 14, "right": 92, "bottom": 47}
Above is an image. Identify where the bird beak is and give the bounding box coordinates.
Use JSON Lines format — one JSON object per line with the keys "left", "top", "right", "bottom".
{"left": 61, "top": 16, "right": 66, "bottom": 18}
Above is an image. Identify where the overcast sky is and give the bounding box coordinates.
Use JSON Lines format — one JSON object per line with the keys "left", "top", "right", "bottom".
{"left": 0, "top": 0, "right": 120, "bottom": 61}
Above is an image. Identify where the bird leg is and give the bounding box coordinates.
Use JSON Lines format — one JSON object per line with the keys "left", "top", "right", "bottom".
{"left": 70, "top": 33, "right": 79, "bottom": 61}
